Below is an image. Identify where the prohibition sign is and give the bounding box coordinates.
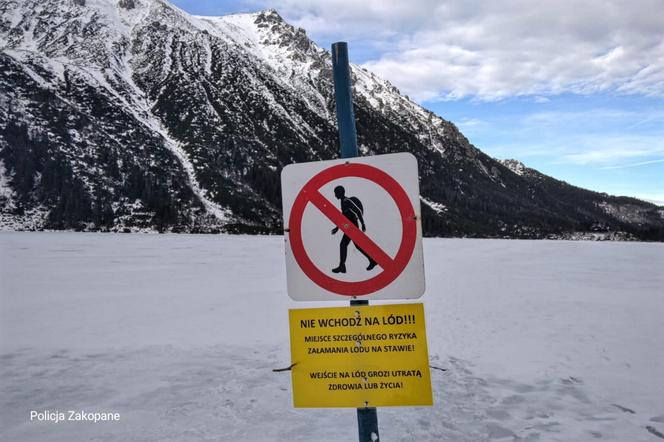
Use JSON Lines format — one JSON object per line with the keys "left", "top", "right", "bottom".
{"left": 288, "top": 162, "right": 417, "bottom": 296}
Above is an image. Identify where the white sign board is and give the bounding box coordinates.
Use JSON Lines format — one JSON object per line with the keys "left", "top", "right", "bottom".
{"left": 281, "top": 152, "right": 425, "bottom": 301}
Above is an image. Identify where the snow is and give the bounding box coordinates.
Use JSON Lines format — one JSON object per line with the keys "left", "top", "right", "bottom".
{"left": 0, "top": 207, "right": 48, "bottom": 232}
{"left": 85, "top": 0, "right": 151, "bottom": 36}
{"left": 149, "top": 121, "right": 231, "bottom": 223}
{"left": 196, "top": 9, "right": 453, "bottom": 160}
{"left": 3, "top": 50, "right": 52, "bottom": 88}
{"left": 0, "top": 160, "right": 15, "bottom": 210}
{"left": 196, "top": 11, "right": 334, "bottom": 122}
{"left": 420, "top": 196, "right": 447, "bottom": 214}
{"left": 0, "top": 163, "right": 49, "bottom": 230}
{"left": 5, "top": 6, "right": 230, "bottom": 225}
{"left": 500, "top": 159, "right": 528, "bottom": 176}
{"left": 200, "top": 11, "right": 309, "bottom": 77}
{"left": 2, "top": 1, "right": 480, "bottom": 231}
{"left": 5, "top": 51, "right": 227, "bottom": 224}
{"left": 200, "top": 9, "right": 449, "bottom": 151}
{"left": 1, "top": 233, "right": 662, "bottom": 441}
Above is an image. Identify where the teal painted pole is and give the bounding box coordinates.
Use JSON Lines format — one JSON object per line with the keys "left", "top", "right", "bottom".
{"left": 331, "top": 42, "right": 359, "bottom": 159}
{"left": 331, "top": 41, "right": 380, "bottom": 442}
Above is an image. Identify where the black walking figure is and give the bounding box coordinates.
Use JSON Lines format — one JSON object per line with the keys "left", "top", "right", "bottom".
{"left": 330, "top": 185, "right": 377, "bottom": 274}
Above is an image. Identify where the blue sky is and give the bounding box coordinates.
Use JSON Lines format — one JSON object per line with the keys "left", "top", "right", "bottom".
{"left": 172, "top": 0, "right": 664, "bottom": 204}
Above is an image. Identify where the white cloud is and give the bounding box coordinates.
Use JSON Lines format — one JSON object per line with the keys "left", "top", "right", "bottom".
{"left": 601, "top": 158, "right": 664, "bottom": 169}
{"left": 516, "top": 109, "right": 664, "bottom": 166}
{"left": 259, "top": 0, "right": 664, "bottom": 102}
{"left": 634, "top": 194, "right": 664, "bottom": 206}
{"left": 520, "top": 108, "right": 664, "bottom": 128}
{"left": 489, "top": 134, "right": 664, "bottom": 167}
{"left": 562, "top": 142, "right": 664, "bottom": 166}
{"left": 457, "top": 118, "right": 484, "bottom": 128}
{"left": 456, "top": 106, "right": 664, "bottom": 168}
{"left": 251, "top": 0, "right": 444, "bottom": 36}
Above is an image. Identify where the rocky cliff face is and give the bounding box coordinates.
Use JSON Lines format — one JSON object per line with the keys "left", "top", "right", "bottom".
{"left": 1, "top": 0, "right": 662, "bottom": 239}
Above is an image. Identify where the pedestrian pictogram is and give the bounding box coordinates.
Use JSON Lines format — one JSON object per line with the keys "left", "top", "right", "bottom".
{"left": 330, "top": 185, "right": 376, "bottom": 274}
{"left": 281, "top": 153, "right": 425, "bottom": 301}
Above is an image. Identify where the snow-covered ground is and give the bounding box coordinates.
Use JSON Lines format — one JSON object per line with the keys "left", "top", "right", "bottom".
{"left": 1, "top": 232, "right": 663, "bottom": 441}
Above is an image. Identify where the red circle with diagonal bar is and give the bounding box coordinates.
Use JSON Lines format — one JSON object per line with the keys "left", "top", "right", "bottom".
{"left": 288, "top": 162, "right": 417, "bottom": 296}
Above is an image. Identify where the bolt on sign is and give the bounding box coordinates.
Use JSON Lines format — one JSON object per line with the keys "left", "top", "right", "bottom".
{"left": 289, "top": 303, "right": 433, "bottom": 408}
{"left": 281, "top": 152, "right": 425, "bottom": 301}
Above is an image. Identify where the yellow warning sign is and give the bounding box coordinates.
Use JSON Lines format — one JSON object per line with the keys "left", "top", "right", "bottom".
{"left": 288, "top": 303, "right": 433, "bottom": 408}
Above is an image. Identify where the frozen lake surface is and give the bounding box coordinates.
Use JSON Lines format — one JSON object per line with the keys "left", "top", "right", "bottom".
{"left": 1, "top": 232, "right": 663, "bottom": 441}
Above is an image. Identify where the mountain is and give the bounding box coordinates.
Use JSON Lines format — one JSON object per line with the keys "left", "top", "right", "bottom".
{"left": 1, "top": 0, "right": 663, "bottom": 239}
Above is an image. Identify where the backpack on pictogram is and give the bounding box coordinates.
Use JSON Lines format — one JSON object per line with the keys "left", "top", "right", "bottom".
{"left": 348, "top": 196, "right": 363, "bottom": 215}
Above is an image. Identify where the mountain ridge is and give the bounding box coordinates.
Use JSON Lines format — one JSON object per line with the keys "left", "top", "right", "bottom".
{"left": 1, "top": 0, "right": 662, "bottom": 240}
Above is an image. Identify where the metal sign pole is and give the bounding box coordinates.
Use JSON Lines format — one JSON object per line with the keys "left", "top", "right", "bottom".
{"left": 331, "top": 41, "right": 359, "bottom": 159}
{"left": 331, "top": 41, "right": 380, "bottom": 442}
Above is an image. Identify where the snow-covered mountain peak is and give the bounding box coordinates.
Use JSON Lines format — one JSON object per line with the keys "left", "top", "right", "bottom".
{"left": 0, "top": 0, "right": 156, "bottom": 69}
{"left": 2, "top": 0, "right": 450, "bottom": 142}
{"left": 2, "top": 0, "right": 663, "bottom": 238}
{"left": 196, "top": 9, "right": 329, "bottom": 78}
{"left": 500, "top": 159, "right": 529, "bottom": 176}
{"left": 193, "top": 8, "right": 434, "bottom": 126}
